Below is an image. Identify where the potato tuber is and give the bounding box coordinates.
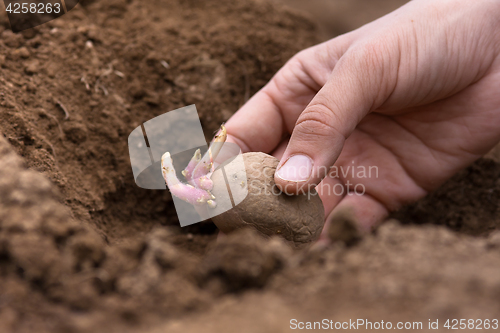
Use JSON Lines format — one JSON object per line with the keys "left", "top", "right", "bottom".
{"left": 210, "top": 152, "right": 325, "bottom": 248}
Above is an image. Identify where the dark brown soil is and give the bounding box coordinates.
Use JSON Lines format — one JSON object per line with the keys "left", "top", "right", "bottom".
{"left": 0, "top": 0, "right": 499, "bottom": 332}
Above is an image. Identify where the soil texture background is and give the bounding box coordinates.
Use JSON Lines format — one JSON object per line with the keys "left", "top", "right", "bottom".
{"left": 0, "top": 0, "right": 499, "bottom": 332}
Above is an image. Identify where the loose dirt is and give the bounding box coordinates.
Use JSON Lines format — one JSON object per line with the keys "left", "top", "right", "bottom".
{"left": 0, "top": 0, "right": 499, "bottom": 332}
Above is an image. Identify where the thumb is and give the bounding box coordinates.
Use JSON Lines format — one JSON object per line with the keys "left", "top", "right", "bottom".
{"left": 274, "top": 45, "right": 396, "bottom": 194}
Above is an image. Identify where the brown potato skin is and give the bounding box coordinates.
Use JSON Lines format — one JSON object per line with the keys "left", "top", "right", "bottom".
{"left": 211, "top": 152, "right": 325, "bottom": 248}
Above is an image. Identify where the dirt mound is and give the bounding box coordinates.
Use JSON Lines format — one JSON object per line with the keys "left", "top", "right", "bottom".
{"left": 0, "top": 0, "right": 319, "bottom": 331}
{"left": 0, "top": 0, "right": 317, "bottom": 242}
{"left": 0, "top": 0, "right": 500, "bottom": 332}
{"left": 393, "top": 158, "right": 500, "bottom": 236}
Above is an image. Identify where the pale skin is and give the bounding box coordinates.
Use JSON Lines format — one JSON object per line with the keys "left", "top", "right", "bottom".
{"left": 224, "top": 0, "right": 500, "bottom": 239}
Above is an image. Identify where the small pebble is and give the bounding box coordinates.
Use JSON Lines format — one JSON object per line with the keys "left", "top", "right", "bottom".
{"left": 24, "top": 60, "right": 40, "bottom": 75}
{"left": 16, "top": 47, "right": 30, "bottom": 59}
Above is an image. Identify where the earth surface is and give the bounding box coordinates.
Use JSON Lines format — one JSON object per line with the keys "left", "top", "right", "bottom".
{"left": 0, "top": 0, "right": 499, "bottom": 332}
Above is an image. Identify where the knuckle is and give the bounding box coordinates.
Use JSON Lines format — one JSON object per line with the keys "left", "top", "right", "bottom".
{"left": 348, "top": 41, "right": 388, "bottom": 74}
{"left": 272, "top": 49, "right": 315, "bottom": 96}
{"left": 294, "top": 47, "right": 315, "bottom": 62}
{"left": 296, "top": 104, "right": 345, "bottom": 140}
{"left": 342, "top": 39, "right": 400, "bottom": 107}
{"left": 287, "top": 49, "right": 312, "bottom": 72}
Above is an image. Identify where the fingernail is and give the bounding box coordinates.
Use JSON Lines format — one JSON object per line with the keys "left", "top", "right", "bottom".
{"left": 276, "top": 154, "right": 313, "bottom": 182}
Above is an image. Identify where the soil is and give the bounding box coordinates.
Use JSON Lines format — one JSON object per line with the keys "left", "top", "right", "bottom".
{"left": 274, "top": 0, "right": 410, "bottom": 39}
{"left": 0, "top": 0, "right": 499, "bottom": 332}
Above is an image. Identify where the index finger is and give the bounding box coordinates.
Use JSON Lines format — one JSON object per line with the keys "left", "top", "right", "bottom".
{"left": 225, "top": 89, "right": 284, "bottom": 154}
{"left": 225, "top": 46, "right": 333, "bottom": 154}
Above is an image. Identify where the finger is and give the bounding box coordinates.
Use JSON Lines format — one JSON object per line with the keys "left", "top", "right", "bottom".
{"left": 319, "top": 192, "right": 389, "bottom": 245}
{"left": 272, "top": 138, "right": 345, "bottom": 216}
{"left": 225, "top": 91, "right": 287, "bottom": 154}
{"left": 270, "top": 137, "right": 289, "bottom": 160}
{"left": 225, "top": 37, "right": 352, "bottom": 154}
{"left": 273, "top": 138, "right": 345, "bottom": 216}
{"left": 315, "top": 174, "right": 344, "bottom": 219}
{"left": 275, "top": 42, "right": 399, "bottom": 193}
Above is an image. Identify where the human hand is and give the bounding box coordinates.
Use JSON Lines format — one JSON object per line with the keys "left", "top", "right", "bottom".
{"left": 225, "top": 0, "right": 500, "bottom": 238}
